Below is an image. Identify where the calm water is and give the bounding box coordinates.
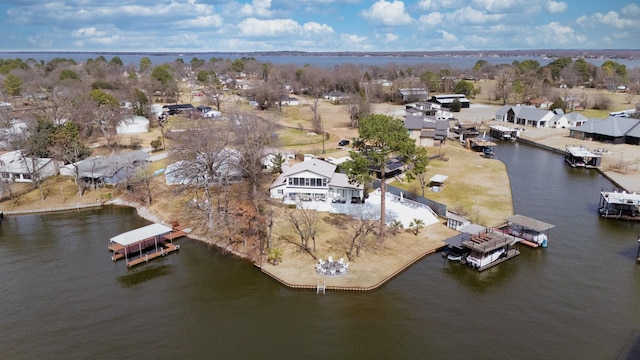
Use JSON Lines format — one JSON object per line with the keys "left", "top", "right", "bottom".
{"left": 1, "top": 51, "right": 640, "bottom": 69}
{"left": 1, "top": 143, "right": 640, "bottom": 359}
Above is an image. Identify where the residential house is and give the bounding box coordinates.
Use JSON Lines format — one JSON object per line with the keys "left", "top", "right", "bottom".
{"left": 324, "top": 91, "right": 348, "bottom": 102}
{"left": 548, "top": 110, "right": 588, "bottom": 129}
{"left": 494, "top": 105, "right": 555, "bottom": 128}
{"left": 60, "top": 150, "right": 150, "bottom": 186}
{"left": 269, "top": 158, "right": 364, "bottom": 203}
{"left": 569, "top": 117, "right": 640, "bottom": 145}
{"left": 165, "top": 148, "right": 241, "bottom": 185}
{"left": 0, "top": 150, "right": 62, "bottom": 183}
{"left": 406, "top": 102, "right": 454, "bottom": 120}
{"left": 279, "top": 95, "right": 300, "bottom": 106}
{"left": 403, "top": 114, "right": 449, "bottom": 147}
{"left": 429, "top": 94, "right": 471, "bottom": 109}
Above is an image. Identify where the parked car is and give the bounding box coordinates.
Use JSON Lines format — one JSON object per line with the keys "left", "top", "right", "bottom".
{"left": 338, "top": 140, "right": 350, "bottom": 147}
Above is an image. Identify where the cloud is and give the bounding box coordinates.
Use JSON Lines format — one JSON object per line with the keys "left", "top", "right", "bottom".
{"left": 545, "top": 1, "right": 567, "bottom": 14}
{"left": 360, "top": 0, "right": 413, "bottom": 26}
{"left": 417, "top": 12, "right": 444, "bottom": 28}
{"left": 438, "top": 30, "right": 458, "bottom": 42}
{"left": 534, "top": 22, "right": 586, "bottom": 46}
{"left": 237, "top": 18, "right": 334, "bottom": 38}
{"left": 178, "top": 15, "right": 225, "bottom": 29}
{"left": 446, "top": 7, "right": 505, "bottom": 24}
{"left": 417, "top": 0, "right": 462, "bottom": 11}
{"left": 471, "top": 0, "right": 532, "bottom": 13}
{"left": 577, "top": 6, "right": 640, "bottom": 31}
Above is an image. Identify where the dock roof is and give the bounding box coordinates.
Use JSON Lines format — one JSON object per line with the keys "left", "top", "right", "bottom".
{"left": 504, "top": 214, "right": 555, "bottom": 232}
{"left": 110, "top": 223, "right": 173, "bottom": 246}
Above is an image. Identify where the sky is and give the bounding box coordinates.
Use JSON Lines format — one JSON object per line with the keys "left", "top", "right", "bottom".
{"left": 0, "top": 0, "right": 638, "bottom": 52}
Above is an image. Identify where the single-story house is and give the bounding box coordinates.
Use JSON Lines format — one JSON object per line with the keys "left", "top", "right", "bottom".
{"left": 269, "top": 158, "right": 364, "bottom": 203}
{"left": 429, "top": 94, "right": 471, "bottom": 109}
{"left": 569, "top": 117, "right": 640, "bottom": 145}
{"left": 324, "top": 91, "right": 348, "bottom": 102}
{"left": 548, "top": 110, "right": 588, "bottom": 129}
{"left": 403, "top": 116, "right": 448, "bottom": 147}
{"left": 117, "top": 116, "right": 149, "bottom": 134}
{"left": 279, "top": 96, "right": 300, "bottom": 106}
{"left": 165, "top": 148, "right": 242, "bottom": 185}
{"left": 60, "top": 150, "right": 149, "bottom": 186}
{"left": 0, "top": 150, "right": 62, "bottom": 183}
{"left": 495, "top": 105, "right": 555, "bottom": 128}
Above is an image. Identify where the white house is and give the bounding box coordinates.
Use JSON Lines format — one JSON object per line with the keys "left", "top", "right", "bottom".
{"left": 0, "top": 150, "right": 62, "bottom": 183}
{"left": 269, "top": 158, "right": 364, "bottom": 203}
{"left": 495, "top": 105, "right": 555, "bottom": 128}
{"left": 549, "top": 110, "right": 589, "bottom": 128}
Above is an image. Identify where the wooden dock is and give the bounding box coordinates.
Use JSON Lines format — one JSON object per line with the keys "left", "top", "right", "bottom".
{"left": 109, "top": 223, "right": 190, "bottom": 267}
{"left": 126, "top": 243, "right": 180, "bottom": 268}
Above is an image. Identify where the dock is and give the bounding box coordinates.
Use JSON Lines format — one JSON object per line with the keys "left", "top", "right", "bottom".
{"left": 461, "top": 230, "right": 520, "bottom": 271}
{"left": 109, "top": 223, "right": 189, "bottom": 268}
{"left": 564, "top": 145, "right": 602, "bottom": 168}
{"left": 489, "top": 125, "right": 520, "bottom": 141}
{"left": 598, "top": 190, "right": 640, "bottom": 221}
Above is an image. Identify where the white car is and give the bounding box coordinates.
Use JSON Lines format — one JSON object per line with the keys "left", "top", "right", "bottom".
{"left": 0, "top": 102, "right": 12, "bottom": 108}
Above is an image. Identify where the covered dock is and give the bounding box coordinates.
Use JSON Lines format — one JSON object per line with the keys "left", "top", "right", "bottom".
{"left": 489, "top": 125, "right": 520, "bottom": 141}
{"left": 564, "top": 145, "right": 602, "bottom": 168}
{"left": 500, "top": 214, "right": 555, "bottom": 248}
{"left": 598, "top": 191, "right": 640, "bottom": 221}
{"left": 467, "top": 137, "right": 496, "bottom": 155}
{"left": 461, "top": 231, "right": 520, "bottom": 271}
{"left": 109, "top": 223, "right": 184, "bottom": 267}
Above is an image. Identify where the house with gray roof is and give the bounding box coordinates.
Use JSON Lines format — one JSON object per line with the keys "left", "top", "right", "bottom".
{"left": 398, "top": 88, "right": 430, "bottom": 102}
{"left": 569, "top": 117, "right": 640, "bottom": 145}
{"left": 497, "top": 105, "right": 588, "bottom": 129}
{"left": 0, "top": 150, "right": 62, "bottom": 183}
{"left": 269, "top": 158, "right": 364, "bottom": 203}
{"left": 60, "top": 150, "right": 149, "bottom": 186}
{"left": 429, "top": 94, "right": 470, "bottom": 109}
{"left": 403, "top": 115, "right": 449, "bottom": 147}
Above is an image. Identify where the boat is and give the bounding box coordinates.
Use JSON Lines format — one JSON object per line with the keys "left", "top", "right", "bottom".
{"left": 443, "top": 245, "right": 470, "bottom": 262}
{"left": 460, "top": 231, "right": 520, "bottom": 271}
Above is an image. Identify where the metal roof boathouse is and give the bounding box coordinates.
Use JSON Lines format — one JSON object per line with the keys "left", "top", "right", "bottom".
{"left": 109, "top": 223, "right": 186, "bottom": 267}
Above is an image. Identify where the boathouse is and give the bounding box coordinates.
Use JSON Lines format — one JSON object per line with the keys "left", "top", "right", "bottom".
{"left": 598, "top": 191, "right": 640, "bottom": 221}
{"left": 564, "top": 146, "right": 602, "bottom": 168}
{"left": 461, "top": 230, "right": 520, "bottom": 271}
{"left": 501, "top": 214, "right": 555, "bottom": 248}
{"left": 109, "top": 223, "right": 181, "bottom": 267}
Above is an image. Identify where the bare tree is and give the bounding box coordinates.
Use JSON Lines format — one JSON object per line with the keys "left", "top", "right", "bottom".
{"left": 170, "top": 119, "right": 234, "bottom": 230}
{"left": 345, "top": 210, "right": 378, "bottom": 260}
{"left": 230, "top": 113, "right": 279, "bottom": 203}
{"left": 493, "top": 67, "right": 515, "bottom": 105}
{"left": 283, "top": 201, "right": 318, "bottom": 258}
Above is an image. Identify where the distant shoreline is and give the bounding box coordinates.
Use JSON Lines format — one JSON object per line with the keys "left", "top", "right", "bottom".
{"left": 1, "top": 49, "right": 639, "bottom": 59}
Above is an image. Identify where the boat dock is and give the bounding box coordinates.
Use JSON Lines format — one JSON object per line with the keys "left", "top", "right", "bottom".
{"left": 598, "top": 190, "right": 640, "bottom": 221}
{"left": 460, "top": 230, "right": 520, "bottom": 271}
{"left": 489, "top": 125, "right": 520, "bottom": 141}
{"left": 109, "top": 223, "right": 189, "bottom": 268}
{"left": 494, "top": 214, "right": 555, "bottom": 248}
{"left": 467, "top": 137, "right": 497, "bottom": 155}
{"left": 564, "top": 145, "right": 602, "bottom": 168}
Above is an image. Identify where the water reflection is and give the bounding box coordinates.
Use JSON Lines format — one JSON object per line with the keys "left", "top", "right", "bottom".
{"left": 441, "top": 258, "right": 519, "bottom": 293}
{"left": 117, "top": 264, "right": 173, "bottom": 288}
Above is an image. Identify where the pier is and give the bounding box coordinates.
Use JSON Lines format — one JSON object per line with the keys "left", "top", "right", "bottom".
{"left": 564, "top": 145, "right": 602, "bottom": 168}
{"left": 109, "top": 223, "right": 189, "bottom": 268}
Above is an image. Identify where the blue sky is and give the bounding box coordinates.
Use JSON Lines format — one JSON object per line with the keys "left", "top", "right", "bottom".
{"left": 0, "top": 0, "right": 638, "bottom": 52}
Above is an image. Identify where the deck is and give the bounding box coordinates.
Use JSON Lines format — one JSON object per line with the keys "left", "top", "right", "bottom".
{"left": 109, "top": 224, "right": 190, "bottom": 266}
{"left": 126, "top": 243, "right": 180, "bottom": 268}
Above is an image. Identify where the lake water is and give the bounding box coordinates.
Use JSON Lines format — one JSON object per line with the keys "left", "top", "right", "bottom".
{"left": 1, "top": 142, "right": 639, "bottom": 359}
{"left": 1, "top": 52, "right": 640, "bottom": 69}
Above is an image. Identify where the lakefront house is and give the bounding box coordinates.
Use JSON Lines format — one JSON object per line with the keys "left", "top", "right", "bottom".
{"left": 269, "top": 158, "right": 364, "bottom": 203}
